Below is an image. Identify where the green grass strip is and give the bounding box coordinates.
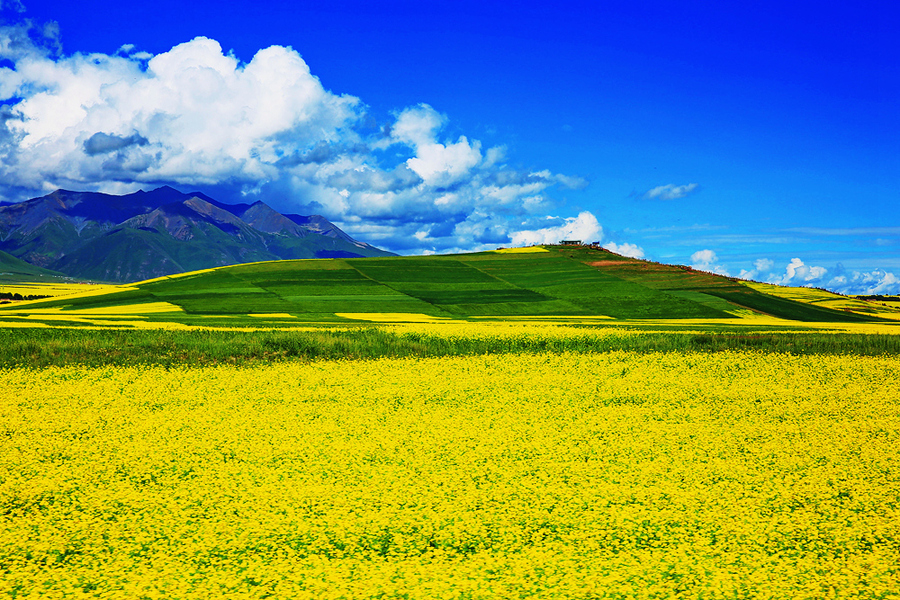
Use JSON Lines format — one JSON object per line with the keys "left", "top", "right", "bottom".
{"left": 1, "top": 327, "right": 899, "bottom": 368}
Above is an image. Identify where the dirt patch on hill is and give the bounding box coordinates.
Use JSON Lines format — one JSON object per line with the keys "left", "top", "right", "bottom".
{"left": 588, "top": 261, "right": 628, "bottom": 267}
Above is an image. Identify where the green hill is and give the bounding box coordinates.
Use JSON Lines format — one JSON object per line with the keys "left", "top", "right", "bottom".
{"left": 0, "top": 249, "right": 65, "bottom": 282}
{"left": 1, "top": 245, "right": 883, "bottom": 325}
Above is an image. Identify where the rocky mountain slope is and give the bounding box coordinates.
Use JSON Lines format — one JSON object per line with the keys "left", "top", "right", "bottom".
{"left": 0, "top": 187, "right": 393, "bottom": 282}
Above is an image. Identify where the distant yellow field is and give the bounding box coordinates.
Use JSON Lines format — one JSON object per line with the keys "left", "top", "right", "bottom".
{"left": 0, "top": 282, "right": 120, "bottom": 299}
{"left": 628, "top": 314, "right": 900, "bottom": 335}
{"left": 135, "top": 266, "right": 224, "bottom": 285}
{"left": 491, "top": 246, "right": 550, "bottom": 253}
{"left": 384, "top": 321, "right": 644, "bottom": 340}
{"left": 3, "top": 307, "right": 900, "bottom": 333}
{"left": 337, "top": 312, "right": 463, "bottom": 323}
{"left": 17, "top": 301, "right": 184, "bottom": 315}
{"left": 384, "top": 320, "right": 900, "bottom": 340}
{"left": 469, "top": 314, "right": 615, "bottom": 321}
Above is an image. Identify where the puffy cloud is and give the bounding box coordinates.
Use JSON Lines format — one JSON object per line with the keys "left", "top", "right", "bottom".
{"left": 766, "top": 258, "right": 827, "bottom": 286}
{"left": 407, "top": 137, "right": 482, "bottom": 187}
{"left": 509, "top": 212, "right": 602, "bottom": 247}
{"left": 738, "top": 257, "right": 775, "bottom": 280}
{"left": 691, "top": 249, "right": 715, "bottom": 266}
{"left": 644, "top": 183, "right": 699, "bottom": 200}
{"left": 0, "top": 29, "right": 590, "bottom": 254}
{"left": 603, "top": 241, "right": 645, "bottom": 259}
{"left": 0, "top": 35, "right": 360, "bottom": 190}
{"left": 386, "top": 104, "right": 482, "bottom": 187}
{"left": 754, "top": 258, "right": 775, "bottom": 272}
{"left": 389, "top": 103, "right": 444, "bottom": 147}
{"left": 779, "top": 258, "right": 827, "bottom": 284}
{"left": 761, "top": 258, "right": 900, "bottom": 295}
{"left": 690, "top": 249, "right": 730, "bottom": 276}
{"left": 848, "top": 270, "right": 900, "bottom": 295}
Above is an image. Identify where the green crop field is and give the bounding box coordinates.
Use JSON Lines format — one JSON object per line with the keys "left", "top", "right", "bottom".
{"left": 2, "top": 245, "right": 893, "bottom": 326}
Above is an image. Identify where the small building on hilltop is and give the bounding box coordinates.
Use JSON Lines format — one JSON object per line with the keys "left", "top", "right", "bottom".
{"left": 560, "top": 240, "right": 582, "bottom": 246}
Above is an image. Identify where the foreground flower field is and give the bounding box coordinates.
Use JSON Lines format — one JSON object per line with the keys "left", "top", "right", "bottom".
{"left": 1, "top": 349, "right": 899, "bottom": 598}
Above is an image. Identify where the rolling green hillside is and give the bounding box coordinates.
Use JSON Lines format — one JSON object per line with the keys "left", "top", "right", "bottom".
{"left": 1, "top": 245, "right": 884, "bottom": 325}
{"left": 0, "top": 249, "right": 65, "bottom": 282}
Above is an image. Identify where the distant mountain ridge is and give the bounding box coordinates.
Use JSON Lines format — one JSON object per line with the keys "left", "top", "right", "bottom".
{"left": 0, "top": 186, "right": 393, "bottom": 282}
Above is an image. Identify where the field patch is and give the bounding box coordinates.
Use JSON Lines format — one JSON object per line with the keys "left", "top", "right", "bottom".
{"left": 491, "top": 246, "right": 549, "bottom": 253}
{"left": 336, "top": 312, "right": 460, "bottom": 323}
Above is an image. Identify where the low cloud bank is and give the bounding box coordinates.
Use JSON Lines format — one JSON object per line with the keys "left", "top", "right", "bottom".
{"left": 687, "top": 249, "right": 900, "bottom": 295}
{"left": 738, "top": 256, "right": 900, "bottom": 295}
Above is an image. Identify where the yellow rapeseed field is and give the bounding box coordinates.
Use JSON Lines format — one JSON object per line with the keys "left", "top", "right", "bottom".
{"left": 1, "top": 350, "right": 899, "bottom": 598}
{"left": 0, "top": 283, "right": 125, "bottom": 302}
{"left": 0, "top": 283, "right": 120, "bottom": 299}
{"left": 491, "top": 247, "right": 550, "bottom": 254}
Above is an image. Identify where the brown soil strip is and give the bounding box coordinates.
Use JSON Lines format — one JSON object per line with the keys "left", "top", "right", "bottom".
{"left": 588, "top": 261, "right": 627, "bottom": 267}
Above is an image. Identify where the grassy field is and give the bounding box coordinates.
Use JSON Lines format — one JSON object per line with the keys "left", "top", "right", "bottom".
{"left": 2, "top": 325, "right": 900, "bottom": 368}
{"left": 0, "top": 249, "right": 66, "bottom": 283}
{"left": 2, "top": 248, "right": 899, "bottom": 598}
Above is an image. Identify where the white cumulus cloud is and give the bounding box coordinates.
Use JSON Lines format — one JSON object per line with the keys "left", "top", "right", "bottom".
{"left": 754, "top": 258, "right": 775, "bottom": 272}
{"left": 0, "top": 35, "right": 360, "bottom": 190}
{"left": 690, "top": 249, "right": 730, "bottom": 276}
{"left": 850, "top": 270, "right": 900, "bottom": 295}
{"left": 385, "top": 104, "right": 483, "bottom": 187}
{"left": 603, "top": 241, "right": 645, "bottom": 259}
{"left": 738, "top": 257, "right": 775, "bottom": 280}
{"left": 769, "top": 258, "right": 827, "bottom": 286}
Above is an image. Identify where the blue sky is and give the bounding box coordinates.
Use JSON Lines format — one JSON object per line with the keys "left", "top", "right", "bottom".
{"left": 1, "top": 0, "right": 898, "bottom": 293}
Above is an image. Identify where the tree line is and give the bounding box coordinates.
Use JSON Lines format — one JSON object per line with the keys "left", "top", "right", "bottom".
{"left": 0, "top": 292, "right": 52, "bottom": 301}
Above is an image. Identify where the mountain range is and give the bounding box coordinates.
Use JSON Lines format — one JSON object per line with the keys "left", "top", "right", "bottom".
{"left": 0, "top": 187, "right": 393, "bottom": 282}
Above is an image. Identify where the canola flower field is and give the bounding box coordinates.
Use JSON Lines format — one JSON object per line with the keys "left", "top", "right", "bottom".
{"left": 2, "top": 326, "right": 899, "bottom": 599}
